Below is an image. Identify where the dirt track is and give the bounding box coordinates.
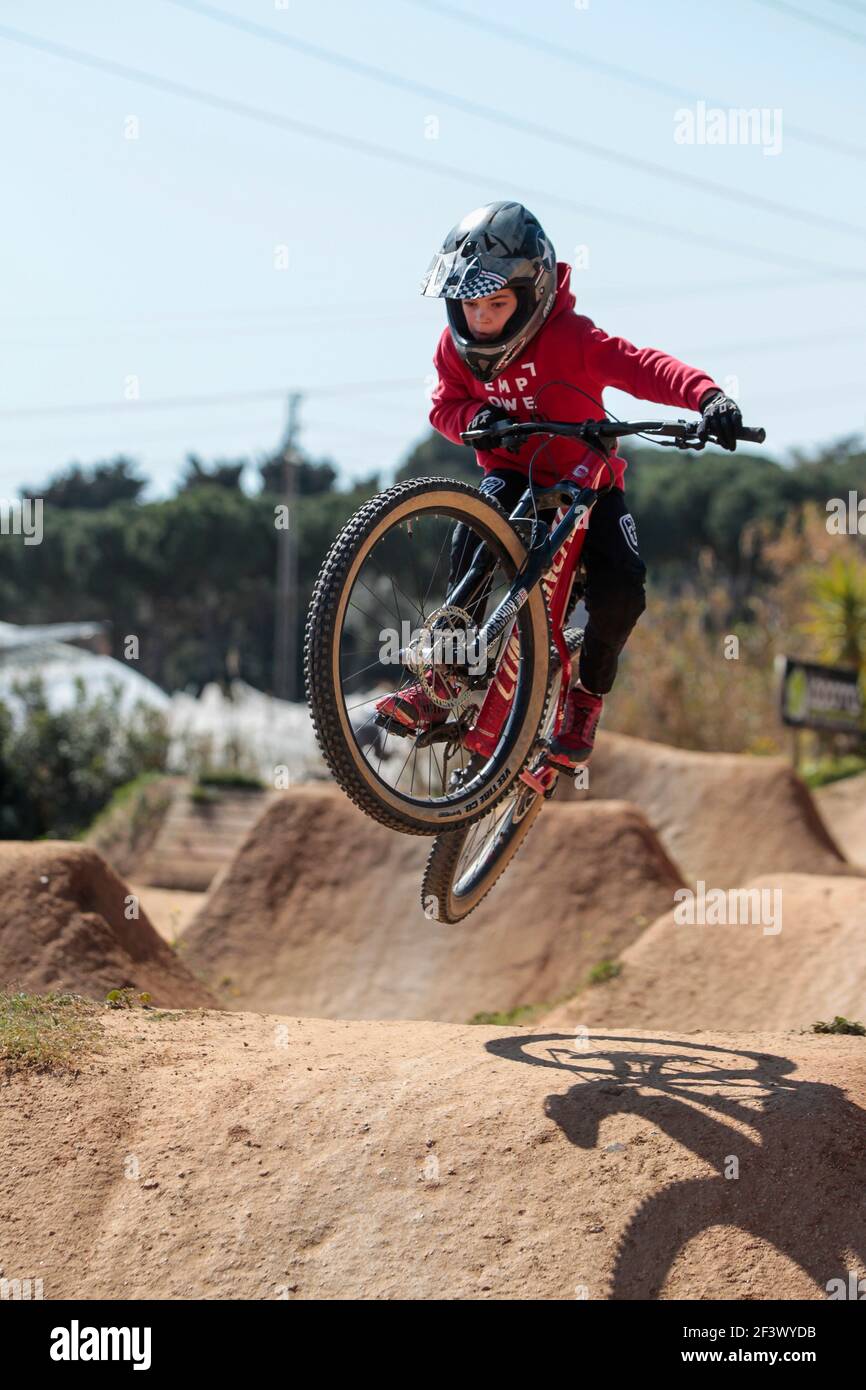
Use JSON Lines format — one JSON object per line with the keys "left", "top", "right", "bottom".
{"left": 815, "top": 773, "right": 866, "bottom": 868}
{"left": 1, "top": 1008, "right": 862, "bottom": 1300}
{"left": 0, "top": 843, "right": 215, "bottom": 1009}
{"left": 564, "top": 732, "right": 854, "bottom": 886}
{"left": 541, "top": 873, "right": 866, "bottom": 1032}
{"left": 182, "top": 788, "right": 684, "bottom": 1021}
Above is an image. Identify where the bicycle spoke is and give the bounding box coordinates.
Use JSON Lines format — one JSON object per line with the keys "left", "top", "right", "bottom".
{"left": 353, "top": 573, "right": 402, "bottom": 627}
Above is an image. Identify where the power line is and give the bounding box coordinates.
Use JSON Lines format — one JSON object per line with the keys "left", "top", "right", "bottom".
{"left": 408, "top": 0, "right": 866, "bottom": 164}
{"left": 750, "top": 0, "right": 866, "bottom": 44}
{"left": 6, "top": 269, "right": 852, "bottom": 334}
{"left": 826, "top": 0, "right": 866, "bottom": 16}
{"left": 0, "top": 308, "right": 426, "bottom": 351}
{"left": 163, "top": 0, "right": 866, "bottom": 243}
{"left": 4, "top": 317, "right": 866, "bottom": 427}
{"left": 9, "top": 271, "right": 860, "bottom": 349}
{"left": 0, "top": 379, "right": 423, "bottom": 421}
{"left": 1, "top": 22, "right": 864, "bottom": 281}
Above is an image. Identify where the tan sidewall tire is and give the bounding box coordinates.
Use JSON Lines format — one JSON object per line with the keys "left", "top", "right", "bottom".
{"left": 305, "top": 478, "right": 550, "bottom": 835}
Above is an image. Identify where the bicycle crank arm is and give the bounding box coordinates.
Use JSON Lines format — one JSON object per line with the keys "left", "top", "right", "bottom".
{"left": 413, "top": 719, "right": 474, "bottom": 748}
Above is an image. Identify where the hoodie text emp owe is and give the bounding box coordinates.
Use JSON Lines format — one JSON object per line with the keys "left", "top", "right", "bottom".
{"left": 429, "top": 262, "right": 722, "bottom": 490}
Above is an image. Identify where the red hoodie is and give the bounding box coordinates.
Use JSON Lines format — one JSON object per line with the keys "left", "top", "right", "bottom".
{"left": 429, "top": 262, "right": 721, "bottom": 490}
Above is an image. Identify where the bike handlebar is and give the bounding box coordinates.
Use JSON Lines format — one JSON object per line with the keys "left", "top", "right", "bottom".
{"left": 461, "top": 417, "right": 766, "bottom": 449}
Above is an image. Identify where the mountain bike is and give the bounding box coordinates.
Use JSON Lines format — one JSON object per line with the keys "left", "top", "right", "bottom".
{"left": 305, "top": 414, "right": 765, "bottom": 916}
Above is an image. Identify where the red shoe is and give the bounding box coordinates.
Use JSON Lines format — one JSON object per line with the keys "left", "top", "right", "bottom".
{"left": 375, "top": 673, "right": 458, "bottom": 732}
{"left": 548, "top": 684, "right": 603, "bottom": 766}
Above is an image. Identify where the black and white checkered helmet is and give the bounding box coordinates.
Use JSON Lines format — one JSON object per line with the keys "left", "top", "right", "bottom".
{"left": 421, "top": 201, "right": 556, "bottom": 383}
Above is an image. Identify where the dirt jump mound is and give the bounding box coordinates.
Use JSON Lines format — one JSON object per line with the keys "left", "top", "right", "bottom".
{"left": 0, "top": 842, "right": 215, "bottom": 1008}
{"left": 541, "top": 872, "right": 866, "bottom": 1033}
{"left": 182, "top": 787, "right": 684, "bottom": 1022}
{"left": 567, "top": 732, "right": 853, "bottom": 886}
{"left": 2, "top": 1009, "right": 863, "bottom": 1299}
{"left": 815, "top": 773, "right": 866, "bottom": 869}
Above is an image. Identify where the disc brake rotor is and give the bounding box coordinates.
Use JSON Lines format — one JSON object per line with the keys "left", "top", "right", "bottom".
{"left": 403, "top": 604, "right": 479, "bottom": 717}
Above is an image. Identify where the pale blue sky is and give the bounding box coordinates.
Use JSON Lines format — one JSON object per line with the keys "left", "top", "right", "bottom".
{"left": 1, "top": 0, "right": 864, "bottom": 497}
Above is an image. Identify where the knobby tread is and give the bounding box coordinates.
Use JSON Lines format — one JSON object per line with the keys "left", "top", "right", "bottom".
{"left": 304, "top": 476, "right": 549, "bottom": 836}
{"left": 421, "top": 628, "right": 583, "bottom": 919}
{"left": 421, "top": 795, "right": 545, "bottom": 924}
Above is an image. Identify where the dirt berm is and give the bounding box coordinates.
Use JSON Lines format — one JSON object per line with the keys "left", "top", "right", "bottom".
{"left": 815, "top": 773, "right": 866, "bottom": 868}
{"left": 541, "top": 873, "right": 866, "bottom": 1033}
{"left": 182, "top": 788, "right": 684, "bottom": 1022}
{"left": 2, "top": 1008, "right": 863, "bottom": 1299}
{"left": 0, "top": 842, "right": 215, "bottom": 1009}
{"left": 563, "top": 731, "right": 853, "bottom": 886}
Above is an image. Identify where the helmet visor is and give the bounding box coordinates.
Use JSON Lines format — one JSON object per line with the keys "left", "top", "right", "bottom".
{"left": 421, "top": 250, "right": 527, "bottom": 301}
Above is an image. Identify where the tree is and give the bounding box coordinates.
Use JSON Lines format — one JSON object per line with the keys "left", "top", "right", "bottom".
{"left": 20, "top": 457, "right": 147, "bottom": 509}
{"left": 179, "top": 455, "right": 246, "bottom": 491}
{"left": 395, "top": 430, "right": 477, "bottom": 484}
{"left": 258, "top": 452, "right": 338, "bottom": 496}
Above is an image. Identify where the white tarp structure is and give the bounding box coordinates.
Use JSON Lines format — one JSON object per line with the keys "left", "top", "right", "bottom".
{"left": 0, "top": 620, "right": 171, "bottom": 715}
{"left": 0, "top": 621, "right": 324, "bottom": 781}
{"left": 166, "top": 680, "right": 323, "bottom": 782}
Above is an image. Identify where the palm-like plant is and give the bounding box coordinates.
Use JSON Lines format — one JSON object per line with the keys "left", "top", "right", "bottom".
{"left": 803, "top": 553, "right": 866, "bottom": 669}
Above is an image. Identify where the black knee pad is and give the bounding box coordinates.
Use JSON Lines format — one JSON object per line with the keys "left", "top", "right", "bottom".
{"left": 586, "top": 576, "right": 646, "bottom": 643}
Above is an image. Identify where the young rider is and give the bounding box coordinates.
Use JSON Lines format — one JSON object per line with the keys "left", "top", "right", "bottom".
{"left": 377, "top": 200, "right": 742, "bottom": 764}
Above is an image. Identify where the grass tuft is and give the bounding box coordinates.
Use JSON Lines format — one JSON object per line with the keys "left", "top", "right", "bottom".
{"left": 469, "top": 1002, "right": 551, "bottom": 1026}
{"left": 812, "top": 1015, "right": 865, "bottom": 1036}
{"left": 0, "top": 991, "right": 102, "bottom": 1073}
{"left": 588, "top": 959, "right": 623, "bottom": 986}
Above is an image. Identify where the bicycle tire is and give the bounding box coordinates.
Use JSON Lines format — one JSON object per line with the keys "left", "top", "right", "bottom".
{"left": 421, "top": 628, "right": 583, "bottom": 919}
{"left": 304, "top": 476, "right": 551, "bottom": 835}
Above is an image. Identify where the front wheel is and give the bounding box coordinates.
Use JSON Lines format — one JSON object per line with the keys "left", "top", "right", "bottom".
{"left": 421, "top": 629, "right": 583, "bottom": 921}
{"left": 304, "top": 477, "right": 551, "bottom": 835}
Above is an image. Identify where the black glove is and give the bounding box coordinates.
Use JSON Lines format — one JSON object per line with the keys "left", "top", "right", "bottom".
{"left": 462, "top": 405, "right": 521, "bottom": 453}
{"left": 698, "top": 389, "right": 743, "bottom": 451}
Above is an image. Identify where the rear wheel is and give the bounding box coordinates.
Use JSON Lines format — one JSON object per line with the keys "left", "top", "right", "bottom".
{"left": 304, "top": 477, "right": 551, "bottom": 835}
{"left": 421, "top": 629, "right": 583, "bottom": 921}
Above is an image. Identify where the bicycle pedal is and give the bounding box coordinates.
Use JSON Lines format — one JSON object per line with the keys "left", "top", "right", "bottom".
{"left": 539, "top": 743, "right": 587, "bottom": 778}
{"left": 519, "top": 766, "right": 556, "bottom": 796}
{"left": 374, "top": 712, "right": 413, "bottom": 738}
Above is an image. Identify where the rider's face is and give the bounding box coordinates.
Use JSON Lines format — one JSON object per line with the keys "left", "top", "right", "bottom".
{"left": 462, "top": 288, "right": 518, "bottom": 341}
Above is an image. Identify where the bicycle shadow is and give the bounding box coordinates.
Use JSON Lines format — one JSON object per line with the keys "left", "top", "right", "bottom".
{"left": 486, "top": 1032, "right": 866, "bottom": 1299}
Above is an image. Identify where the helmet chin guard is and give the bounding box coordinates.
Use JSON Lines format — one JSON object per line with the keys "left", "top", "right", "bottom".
{"left": 422, "top": 201, "right": 556, "bottom": 383}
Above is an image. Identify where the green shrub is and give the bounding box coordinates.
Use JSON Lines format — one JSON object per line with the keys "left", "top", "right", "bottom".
{"left": 802, "top": 756, "right": 866, "bottom": 790}
{"left": 588, "top": 959, "right": 622, "bottom": 986}
{"left": 812, "top": 1016, "right": 865, "bottom": 1036}
{"left": 196, "top": 768, "right": 264, "bottom": 791}
{"left": 0, "top": 676, "right": 169, "bottom": 840}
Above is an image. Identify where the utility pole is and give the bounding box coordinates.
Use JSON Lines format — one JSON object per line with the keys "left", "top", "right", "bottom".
{"left": 273, "top": 391, "right": 302, "bottom": 700}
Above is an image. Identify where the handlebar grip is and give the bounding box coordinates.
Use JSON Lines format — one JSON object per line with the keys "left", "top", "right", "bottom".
{"left": 738, "top": 425, "right": 766, "bottom": 444}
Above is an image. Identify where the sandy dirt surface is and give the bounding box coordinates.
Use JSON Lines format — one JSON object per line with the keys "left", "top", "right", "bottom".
{"left": 560, "top": 732, "right": 855, "bottom": 887}
{"left": 815, "top": 774, "right": 866, "bottom": 869}
{"left": 1, "top": 1009, "right": 863, "bottom": 1300}
{"left": 0, "top": 843, "right": 215, "bottom": 1009}
{"left": 541, "top": 873, "right": 866, "bottom": 1033}
{"left": 182, "top": 789, "right": 684, "bottom": 1021}
{"left": 128, "top": 885, "right": 208, "bottom": 943}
